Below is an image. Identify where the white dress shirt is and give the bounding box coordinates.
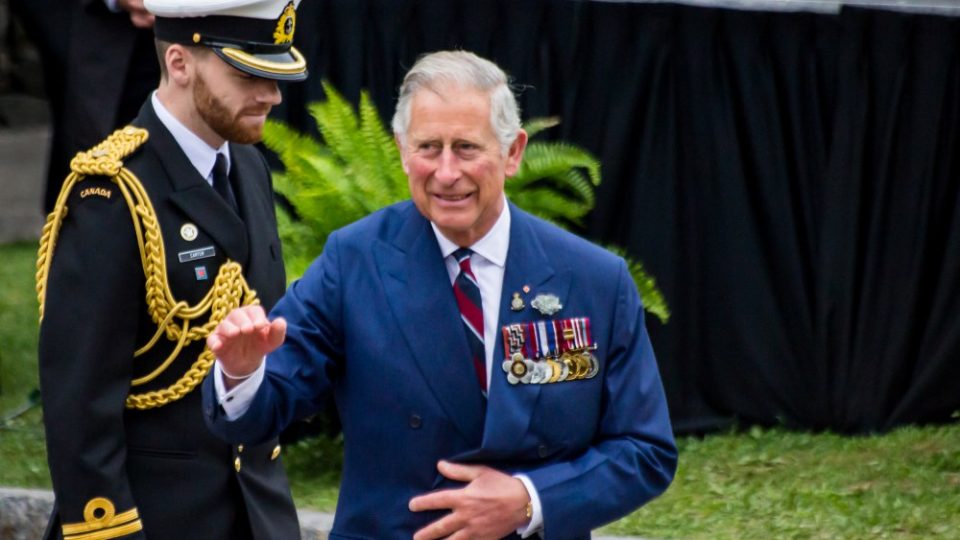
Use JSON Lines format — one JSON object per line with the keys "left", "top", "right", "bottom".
{"left": 151, "top": 91, "right": 231, "bottom": 183}
{"left": 214, "top": 197, "right": 543, "bottom": 536}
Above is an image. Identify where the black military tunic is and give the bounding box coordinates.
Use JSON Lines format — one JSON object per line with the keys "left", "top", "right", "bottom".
{"left": 38, "top": 100, "right": 300, "bottom": 540}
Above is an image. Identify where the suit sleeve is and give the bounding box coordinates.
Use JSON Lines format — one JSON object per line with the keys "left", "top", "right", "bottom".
{"left": 204, "top": 230, "right": 344, "bottom": 445}
{"left": 525, "top": 259, "right": 678, "bottom": 538}
{"left": 39, "top": 179, "right": 146, "bottom": 539}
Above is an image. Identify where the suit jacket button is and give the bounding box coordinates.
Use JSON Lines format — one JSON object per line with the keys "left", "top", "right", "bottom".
{"left": 234, "top": 457, "right": 242, "bottom": 472}
{"left": 408, "top": 414, "right": 423, "bottom": 429}
{"left": 537, "top": 445, "right": 550, "bottom": 458}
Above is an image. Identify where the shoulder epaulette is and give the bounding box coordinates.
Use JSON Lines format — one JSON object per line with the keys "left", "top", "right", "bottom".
{"left": 69, "top": 126, "right": 149, "bottom": 178}
{"left": 37, "top": 124, "right": 260, "bottom": 411}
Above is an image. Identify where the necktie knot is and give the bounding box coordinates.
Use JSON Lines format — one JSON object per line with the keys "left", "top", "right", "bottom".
{"left": 453, "top": 246, "right": 472, "bottom": 261}
{"left": 453, "top": 247, "right": 474, "bottom": 274}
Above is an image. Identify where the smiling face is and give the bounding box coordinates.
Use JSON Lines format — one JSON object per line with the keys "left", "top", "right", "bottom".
{"left": 398, "top": 84, "right": 527, "bottom": 247}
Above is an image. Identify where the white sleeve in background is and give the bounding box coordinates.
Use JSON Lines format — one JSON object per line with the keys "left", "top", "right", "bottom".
{"left": 515, "top": 474, "right": 544, "bottom": 538}
{"left": 213, "top": 360, "right": 265, "bottom": 420}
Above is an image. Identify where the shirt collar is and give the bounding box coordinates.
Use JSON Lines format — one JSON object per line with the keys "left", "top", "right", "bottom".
{"left": 151, "top": 91, "right": 230, "bottom": 183}
{"left": 432, "top": 195, "right": 510, "bottom": 268}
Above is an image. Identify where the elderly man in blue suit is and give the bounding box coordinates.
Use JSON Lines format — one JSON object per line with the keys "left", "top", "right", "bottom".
{"left": 202, "top": 50, "right": 677, "bottom": 539}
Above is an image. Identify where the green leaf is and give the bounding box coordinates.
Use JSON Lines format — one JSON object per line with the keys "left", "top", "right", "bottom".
{"left": 523, "top": 116, "right": 561, "bottom": 139}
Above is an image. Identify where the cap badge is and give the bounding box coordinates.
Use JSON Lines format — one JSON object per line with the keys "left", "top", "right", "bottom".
{"left": 273, "top": 2, "right": 296, "bottom": 45}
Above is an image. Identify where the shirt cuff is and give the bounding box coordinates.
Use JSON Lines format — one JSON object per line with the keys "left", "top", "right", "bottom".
{"left": 213, "top": 359, "right": 265, "bottom": 420}
{"left": 514, "top": 474, "right": 543, "bottom": 538}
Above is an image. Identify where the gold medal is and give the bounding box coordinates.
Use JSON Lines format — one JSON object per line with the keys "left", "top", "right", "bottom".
{"left": 585, "top": 352, "right": 599, "bottom": 379}
{"left": 547, "top": 359, "right": 563, "bottom": 383}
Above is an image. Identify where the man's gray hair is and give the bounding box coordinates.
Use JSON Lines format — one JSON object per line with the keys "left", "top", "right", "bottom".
{"left": 391, "top": 50, "right": 522, "bottom": 154}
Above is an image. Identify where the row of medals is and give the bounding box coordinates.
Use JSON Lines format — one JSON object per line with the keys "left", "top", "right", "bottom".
{"left": 502, "top": 347, "right": 599, "bottom": 385}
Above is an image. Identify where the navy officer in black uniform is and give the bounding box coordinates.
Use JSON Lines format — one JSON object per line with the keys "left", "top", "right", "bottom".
{"left": 36, "top": 1, "right": 308, "bottom": 538}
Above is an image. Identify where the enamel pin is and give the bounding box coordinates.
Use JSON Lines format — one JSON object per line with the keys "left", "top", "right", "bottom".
{"left": 510, "top": 292, "right": 525, "bottom": 312}
{"left": 531, "top": 293, "right": 562, "bottom": 316}
{"left": 180, "top": 223, "right": 198, "bottom": 241}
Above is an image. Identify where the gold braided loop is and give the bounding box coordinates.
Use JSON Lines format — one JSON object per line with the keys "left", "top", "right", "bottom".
{"left": 36, "top": 126, "right": 260, "bottom": 411}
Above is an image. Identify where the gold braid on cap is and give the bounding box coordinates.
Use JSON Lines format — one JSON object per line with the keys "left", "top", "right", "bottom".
{"left": 36, "top": 126, "right": 259, "bottom": 410}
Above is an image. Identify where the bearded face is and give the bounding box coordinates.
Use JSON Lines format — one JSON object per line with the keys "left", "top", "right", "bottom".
{"left": 192, "top": 63, "right": 277, "bottom": 145}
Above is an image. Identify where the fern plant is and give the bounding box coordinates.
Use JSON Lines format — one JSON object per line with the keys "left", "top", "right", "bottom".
{"left": 263, "top": 81, "right": 669, "bottom": 323}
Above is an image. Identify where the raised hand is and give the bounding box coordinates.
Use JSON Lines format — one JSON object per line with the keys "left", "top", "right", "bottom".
{"left": 409, "top": 461, "right": 531, "bottom": 540}
{"left": 207, "top": 305, "right": 286, "bottom": 386}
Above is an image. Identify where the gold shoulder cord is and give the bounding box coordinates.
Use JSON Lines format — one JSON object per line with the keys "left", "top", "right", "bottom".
{"left": 36, "top": 126, "right": 259, "bottom": 410}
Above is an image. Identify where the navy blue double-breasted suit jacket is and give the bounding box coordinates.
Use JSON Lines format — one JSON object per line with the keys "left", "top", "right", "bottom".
{"left": 204, "top": 200, "right": 677, "bottom": 539}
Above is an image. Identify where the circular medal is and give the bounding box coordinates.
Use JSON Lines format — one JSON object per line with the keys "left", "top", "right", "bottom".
{"left": 180, "top": 223, "right": 198, "bottom": 241}
{"left": 546, "top": 359, "right": 563, "bottom": 383}
{"left": 529, "top": 361, "right": 545, "bottom": 384}
{"left": 511, "top": 359, "right": 528, "bottom": 378}
{"left": 585, "top": 353, "right": 600, "bottom": 379}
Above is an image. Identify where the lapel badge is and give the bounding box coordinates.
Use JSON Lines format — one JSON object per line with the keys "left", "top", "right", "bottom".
{"left": 531, "top": 293, "right": 563, "bottom": 316}
{"left": 194, "top": 266, "right": 209, "bottom": 281}
{"left": 510, "top": 292, "right": 525, "bottom": 312}
{"left": 522, "top": 284, "right": 530, "bottom": 294}
{"left": 180, "top": 223, "right": 198, "bottom": 241}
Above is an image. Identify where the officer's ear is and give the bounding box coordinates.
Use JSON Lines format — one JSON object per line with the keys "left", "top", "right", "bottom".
{"left": 164, "top": 44, "right": 193, "bottom": 87}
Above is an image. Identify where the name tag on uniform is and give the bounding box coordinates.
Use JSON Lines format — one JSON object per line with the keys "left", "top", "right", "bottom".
{"left": 178, "top": 245, "right": 216, "bottom": 263}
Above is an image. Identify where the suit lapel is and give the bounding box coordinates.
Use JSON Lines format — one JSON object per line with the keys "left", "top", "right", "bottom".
{"left": 481, "top": 205, "right": 570, "bottom": 454}
{"left": 137, "top": 104, "right": 250, "bottom": 265}
{"left": 375, "top": 207, "right": 486, "bottom": 447}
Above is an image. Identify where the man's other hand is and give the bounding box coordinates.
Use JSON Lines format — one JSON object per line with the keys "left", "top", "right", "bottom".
{"left": 409, "top": 461, "right": 531, "bottom": 540}
{"left": 207, "top": 305, "right": 286, "bottom": 388}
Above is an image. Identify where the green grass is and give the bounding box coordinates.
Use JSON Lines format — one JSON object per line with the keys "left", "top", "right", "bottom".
{"left": 0, "top": 242, "right": 40, "bottom": 414}
{"left": 3, "top": 242, "right": 960, "bottom": 537}
{"left": 0, "top": 241, "right": 49, "bottom": 489}
{"left": 601, "top": 424, "right": 960, "bottom": 538}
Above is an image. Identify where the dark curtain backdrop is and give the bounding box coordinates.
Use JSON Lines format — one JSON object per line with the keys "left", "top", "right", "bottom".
{"left": 273, "top": 1, "right": 960, "bottom": 435}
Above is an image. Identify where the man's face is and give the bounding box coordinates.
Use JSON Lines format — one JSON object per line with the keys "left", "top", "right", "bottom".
{"left": 399, "top": 85, "right": 526, "bottom": 247}
{"left": 193, "top": 54, "right": 281, "bottom": 144}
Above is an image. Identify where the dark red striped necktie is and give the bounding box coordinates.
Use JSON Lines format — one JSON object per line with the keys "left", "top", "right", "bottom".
{"left": 452, "top": 248, "right": 487, "bottom": 395}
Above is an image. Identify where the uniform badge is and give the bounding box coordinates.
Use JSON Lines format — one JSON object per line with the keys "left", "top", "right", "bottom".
{"left": 510, "top": 292, "right": 525, "bottom": 312}
{"left": 195, "top": 266, "right": 208, "bottom": 281}
{"left": 178, "top": 245, "right": 215, "bottom": 263}
{"left": 180, "top": 223, "right": 198, "bottom": 241}
{"left": 531, "top": 293, "right": 563, "bottom": 316}
{"left": 501, "top": 318, "right": 599, "bottom": 385}
{"left": 273, "top": 2, "right": 296, "bottom": 44}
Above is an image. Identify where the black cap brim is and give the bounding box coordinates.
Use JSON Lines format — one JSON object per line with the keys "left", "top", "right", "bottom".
{"left": 214, "top": 46, "right": 308, "bottom": 82}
